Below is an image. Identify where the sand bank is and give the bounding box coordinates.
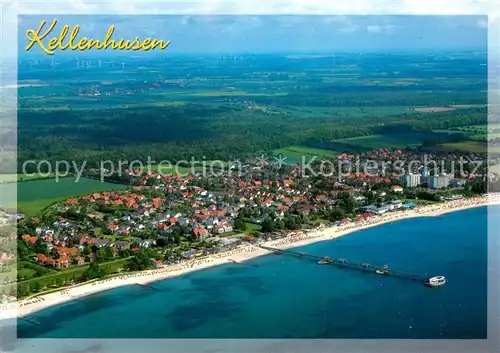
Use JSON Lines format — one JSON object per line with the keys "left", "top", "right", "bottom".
{"left": 3, "top": 193, "right": 500, "bottom": 320}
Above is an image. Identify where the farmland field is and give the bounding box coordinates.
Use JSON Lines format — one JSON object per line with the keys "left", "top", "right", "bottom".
{"left": 272, "top": 146, "right": 338, "bottom": 163}
{"left": 336, "top": 134, "right": 430, "bottom": 149}
{"left": 309, "top": 132, "right": 456, "bottom": 153}
{"left": 439, "top": 141, "right": 490, "bottom": 153}
{"left": 0, "top": 177, "right": 128, "bottom": 216}
{"left": 16, "top": 51, "right": 488, "bottom": 174}
{"left": 0, "top": 173, "right": 60, "bottom": 184}
{"left": 267, "top": 106, "right": 413, "bottom": 118}
{"left": 273, "top": 132, "right": 467, "bottom": 160}
{"left": 444, "top": 124, "right": 500, "bottom": 141}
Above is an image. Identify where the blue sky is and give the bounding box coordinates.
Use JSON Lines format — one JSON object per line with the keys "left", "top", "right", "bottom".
{"left": 19, "top": 15, "right": 487, "bottom": 56}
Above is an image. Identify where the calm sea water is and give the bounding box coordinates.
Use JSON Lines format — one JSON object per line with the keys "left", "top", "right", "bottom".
{"left": 15, "top": 206, "right": 491, "bottom": 339}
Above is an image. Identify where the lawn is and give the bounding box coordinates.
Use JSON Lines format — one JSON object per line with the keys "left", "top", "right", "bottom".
{"left": 0, "top": 177, "right": 128, "bottom": 216}
{"left": 244, "top": 222, "right": 262, "bottom": 233}
{"left": 17, "top": 268, "right": 37, "bottom": 280}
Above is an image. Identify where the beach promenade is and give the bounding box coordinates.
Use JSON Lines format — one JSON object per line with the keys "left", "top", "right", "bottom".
{"left": 3, "top": 193, "right": 500, "bottom": 320}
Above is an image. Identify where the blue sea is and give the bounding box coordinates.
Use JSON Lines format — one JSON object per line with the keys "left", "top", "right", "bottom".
{"left": 14, "top": 206, "right": 492, "bottom": 339}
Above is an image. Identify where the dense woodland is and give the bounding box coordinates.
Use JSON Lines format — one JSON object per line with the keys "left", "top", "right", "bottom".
{"left": 17, "top": 52, "right": 490, "bottom": 171}
{"left": 18, "top": 104, "right": 488, "bottom": 171}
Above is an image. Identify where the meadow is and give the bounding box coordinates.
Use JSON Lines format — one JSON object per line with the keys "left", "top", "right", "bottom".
{"left": 0, "top": 173, "right": 60, "bottom": 184}
{"left": 331, "top": 133, "right": 434, "bottom": 149}
{"left": 445, "top": 124, "right": 500, "bottom": 141}
{"left": 266, "top": 105, "right": 414, "bottom": 118}
{"left": 272, "top": 146, "right": 338, "bottom": 163}
{"left": 0, "top": 177, "right": 128, "bottom": 216}
{"left": 306, "top": 132, "right": 457, "bottom": 153}
{"left": 271, "top": 131, "right": 474, "bottom": 160}
{"left": 438, "top": 141, "right": 494, "bottom": 154}
{"left": 1, "top": 257, "right": 134, "bottom": 297}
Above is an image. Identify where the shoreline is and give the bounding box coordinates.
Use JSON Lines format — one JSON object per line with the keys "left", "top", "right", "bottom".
{"left": 3, "top": 194, "right": 500, "bottom": 320}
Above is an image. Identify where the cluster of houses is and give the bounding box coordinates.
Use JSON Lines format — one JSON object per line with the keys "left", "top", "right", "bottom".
{"left": 15, "top": 148, "right": 488, "bottom": 271}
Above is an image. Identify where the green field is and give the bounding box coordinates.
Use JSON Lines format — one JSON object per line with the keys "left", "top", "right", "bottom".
{"left": 272, "top": 132, "right": 459, "bottom": 162}
{"left": 0, "top": 173, "right": 59, "bottom": 184}
{"left": 17, "top": 257, "right": 132, "bottom": 290}
{"left": 333, "top": 133, "right": 437, "bottom": 149}
{"left": 441, "top": 124, "right": 500, "bottom": 141}
{"left": 0, "top": 177, "right": 128, "bottom": 216}
{"left": 244, "top": 222, "right": 262, "bottom": 233}
{"left": 269, "top": 105, "right": 413, "bottom": 118}
{"left": 272, "top": 146, "right": 338, "bottom": 163}
{"left": 439, "top": 141, "right": 497, "bottom": 153}
{"left": 305, "top": 132, "right": 449, "bottom": 154}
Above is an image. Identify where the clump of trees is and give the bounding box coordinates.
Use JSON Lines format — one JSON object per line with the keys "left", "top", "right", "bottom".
{"left": 126, "top": 250, "right": 155, "bottom": 272}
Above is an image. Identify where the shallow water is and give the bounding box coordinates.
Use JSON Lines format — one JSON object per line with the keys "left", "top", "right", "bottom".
{"left": 15, "top": 206, "right": 490, "bottom": 339}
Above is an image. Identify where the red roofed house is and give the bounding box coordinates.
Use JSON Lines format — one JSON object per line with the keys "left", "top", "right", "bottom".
{"left": 22, "top": 234, "right": 38, "bottom": 245}
{"left": 56, "top": 247, "right": 78, "bottom": 258}
{"left": 390, "top": 185, "right": 404, "bottom": 193}
{"left": 51, "top": 256, "right": 71, "bottom": 269}
{"left": 193, "top": 227, "right": 209, "bottom": 239}
{"left": 37, "top": 253, "right": 49, "bottom": 264}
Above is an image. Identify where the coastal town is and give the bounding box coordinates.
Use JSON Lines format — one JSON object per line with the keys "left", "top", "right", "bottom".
{"left": 0, "top": 147, "right": 498, "bottom": 311}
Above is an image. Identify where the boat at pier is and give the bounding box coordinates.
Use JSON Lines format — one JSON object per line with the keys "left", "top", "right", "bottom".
{"left": 317, "top": 256, "right": 332, "bottom": 265}
{"left": 426, "top": 276, "right": 446, "bottom": 287}
{"left": 258, "top": 245, "right": 431, "bottom": 286}
{"left": 361, "top": 263, "right": 372, "bottom": 271}
{"left": 376, "top": 265, "right": 389, "bottom": 275}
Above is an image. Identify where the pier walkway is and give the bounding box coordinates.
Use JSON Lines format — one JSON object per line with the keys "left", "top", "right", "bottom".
{"left": 258, "top": 245, "right": 433, "bottom": 286}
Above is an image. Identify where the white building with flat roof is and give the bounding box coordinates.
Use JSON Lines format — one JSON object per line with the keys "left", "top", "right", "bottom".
{"left": 400, "top": 173, "right": 421, "bottom": 187}
{"left": 428, "top": 174, "right": 452, "bottom": 189}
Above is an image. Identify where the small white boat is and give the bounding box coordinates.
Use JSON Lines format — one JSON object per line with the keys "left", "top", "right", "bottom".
{"left": 427, "top": 276, "right": 446, "bottom": 287}
{"left": 376, "top": 265, "right": 389, "bottom": 275}
{"left": 317, "top": 257, "right": 332, "bottom": 265}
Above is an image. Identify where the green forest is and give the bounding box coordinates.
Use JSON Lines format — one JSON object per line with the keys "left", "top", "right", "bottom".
{"left": 16, "top": 51, "right": 492, "bottom": 172}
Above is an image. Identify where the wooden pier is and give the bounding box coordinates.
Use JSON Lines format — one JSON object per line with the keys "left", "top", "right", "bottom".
{"left": 259, "top": 245, "right": 433, "bottom": 285}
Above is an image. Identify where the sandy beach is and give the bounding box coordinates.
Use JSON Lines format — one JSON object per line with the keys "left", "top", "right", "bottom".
{"left": 2, "top": 193, "right": 500, "bottom": 320}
